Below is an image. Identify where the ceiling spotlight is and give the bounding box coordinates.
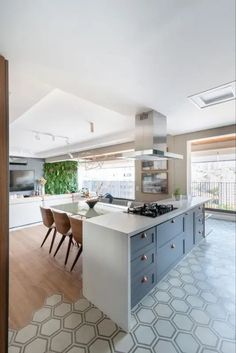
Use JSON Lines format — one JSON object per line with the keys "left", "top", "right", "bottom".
{"left": 51, "top": 134, "right": 56, "bottom": 141}
{"left": 35, "top": 132, "right": 40, "bottom": 141}
{"left": 68, "top": 153, "right": 73, "bottom": 159}
{"left": 90, "top": 122, "right": 94, "bottom": 133}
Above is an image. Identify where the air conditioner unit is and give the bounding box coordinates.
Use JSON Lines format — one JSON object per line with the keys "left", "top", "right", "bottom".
{"left": 9, "top": 157, "right": 28, "bottom": 165}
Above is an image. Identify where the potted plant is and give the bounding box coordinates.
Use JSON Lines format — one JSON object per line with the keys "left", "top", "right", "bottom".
{"left": 173, "top": 187, "right": 181, "bottom": 201}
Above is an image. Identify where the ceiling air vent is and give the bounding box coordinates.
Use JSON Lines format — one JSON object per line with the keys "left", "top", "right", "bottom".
{"left": 188, "top": 81, "right": 236, "bottom": 109}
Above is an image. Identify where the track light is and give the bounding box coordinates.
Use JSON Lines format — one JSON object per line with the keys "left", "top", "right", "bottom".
{"left": 68, "top": 153, "right": 73, "bottom": 159}
{"left": 35, "top": 132, "right": 40, "bottom": 141}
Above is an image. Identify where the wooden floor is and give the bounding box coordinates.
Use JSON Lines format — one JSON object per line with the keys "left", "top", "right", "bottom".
{"left": 9, "top": 224, "right": 83, "bottom": 329}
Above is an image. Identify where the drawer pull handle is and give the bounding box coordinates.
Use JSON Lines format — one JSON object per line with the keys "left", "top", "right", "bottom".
{"left": 141, "top": 233, "right": 147, "bottom": 239}
{"left": 185, "top": 212, "right": 189, "bottom": 216}
{"left": 141, "top": 276, "right": 148, "bottom": 283}
{"left": 198, "top": 231, "right": 202, "bottom": 234}
{"left": 198, "top": 206, "right": 201, "bottom": 210}
{"left": 171, "top": 244, "right": 176, "bottom": 249}
{"left": 171, "top": 219, "right": 175, "bottom": 223}
{"left": 141, "top": 255, "right": 148, "bottom": 261}
{"left": 198, "top": 219, "right": 202, "bottom": 222}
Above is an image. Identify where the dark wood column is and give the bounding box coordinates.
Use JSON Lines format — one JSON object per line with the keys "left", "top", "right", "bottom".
{"left": 0, "top": 55, "right": 9, "bottom": 353}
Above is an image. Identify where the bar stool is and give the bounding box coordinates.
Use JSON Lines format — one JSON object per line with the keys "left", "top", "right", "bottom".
{"left": 69, "top": 216, "right": 83, "bottom": 272}
{"left": 40, "top": 207, "right": 57, "bottom": 253}
{"left": 52, "top": 210, "right": 73, "bottom": 266}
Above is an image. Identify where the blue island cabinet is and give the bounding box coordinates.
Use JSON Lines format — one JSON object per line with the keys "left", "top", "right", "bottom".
{"left": 131, "top": 203, "right": 205, "bottom": 308}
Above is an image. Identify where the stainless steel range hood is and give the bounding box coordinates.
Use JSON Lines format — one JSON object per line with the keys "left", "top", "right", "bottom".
{"left": 123, "top": 110, "right": 183, "bottom": 160}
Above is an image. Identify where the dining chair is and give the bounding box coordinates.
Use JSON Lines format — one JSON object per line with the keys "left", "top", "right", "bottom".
{"left": 40, "top": 206, "right": 57, "bottom": 253}
{"left": 69, "top": 216, "right": 83, "bottom": 272}
{"left": 52, "top": 210, "right": 73, "bottom": 266}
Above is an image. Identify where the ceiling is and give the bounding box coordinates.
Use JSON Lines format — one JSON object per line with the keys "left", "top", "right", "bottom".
{"left": 0, "top": 0, "right": 235, "bottom": 158}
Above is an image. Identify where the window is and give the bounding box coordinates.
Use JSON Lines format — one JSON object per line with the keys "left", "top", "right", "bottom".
{"left": 78, "top": 159, "right": 135, "bottom": 199}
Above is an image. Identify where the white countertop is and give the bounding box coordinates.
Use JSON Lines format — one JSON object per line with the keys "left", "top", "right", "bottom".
{"left": 85, "top": 196, "right": 210, "bottom": 236}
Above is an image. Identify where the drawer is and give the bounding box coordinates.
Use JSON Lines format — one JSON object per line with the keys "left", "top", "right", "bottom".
{"left": 157, "top": 215, "right": 184, "bottom": 248}
{"left": 131, "top": 265, "right": 156, "bottom": 308}
{"left": 157, "top": 232, "right": 183, "bottom": 278}
{"left": 184, "top": 210, "right": 194, "bottom": 254}
{"left": 194, "top": 204, "right": 204, "bottom": 218}
{"left": 131, "top": 227, "right": 155, "bottom": 259}
{"left": 131, "top": 247, "right": 156, "bottom": 277}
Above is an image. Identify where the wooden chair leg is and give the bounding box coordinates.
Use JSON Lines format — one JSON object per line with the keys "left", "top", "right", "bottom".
{"left": 54, "top": 235, "right": 66, "bottom": 257}
{"left": 70, "top": 245, "right": 83, "bottom": 272}
{"left": 65, "top": 235, "right": 73, "bottom": 266}
{"left": 49, "top": 228, "right": 57, "bottom": 254}
{"left": 40, "top": 227, "right": 52, "bottom": 247}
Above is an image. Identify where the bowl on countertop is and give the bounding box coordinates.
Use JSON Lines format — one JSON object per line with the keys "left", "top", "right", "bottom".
{"left": 86, "top": 198, "right": 99, "bottom": 208}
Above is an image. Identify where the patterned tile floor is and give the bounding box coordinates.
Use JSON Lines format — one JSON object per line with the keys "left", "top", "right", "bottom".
{"left": 9, "top": 219, "right": 236, "bottom": 353}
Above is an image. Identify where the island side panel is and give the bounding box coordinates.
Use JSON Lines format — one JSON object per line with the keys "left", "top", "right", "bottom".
{"left": 83, "top": 222, "right": 131, "bottom": 332}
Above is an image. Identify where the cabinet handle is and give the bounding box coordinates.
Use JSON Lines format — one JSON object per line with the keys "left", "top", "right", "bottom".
{"left": 185, "top": 212, "right": 189, "bottom": 216}
{"left": 141, "top": 233, "right": 147, "bottom": 239}
{"left": 141, "top": 255, "right": 148, "bottom": 261}
{"left": 198, "top": 218, "right": 202, "bottom": 222}
{"left": 141, "top": 276, "right": 148, "bottom": 283}
{"left": 171, "top": 219, "right": 175, "bottom": 223}
{"left": 171, "top": 244, "right": 176, "bottom": 249}
{"left": 198, "top": 231, "right": 202, "bottom": 234}
{"left": 198, "top": 206, "right": 201, "bottom": 210}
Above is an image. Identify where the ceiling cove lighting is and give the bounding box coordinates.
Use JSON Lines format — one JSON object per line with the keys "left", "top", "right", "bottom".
{"left": 188, "top": 81, "right": 236, "bottom": 109}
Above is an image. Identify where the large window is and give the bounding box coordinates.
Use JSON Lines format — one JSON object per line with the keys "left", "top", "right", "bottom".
{"left": 78, "top": 159, "right": 135, "bottom": 199}
{"left": 191, "top": 149, "right": 236, "bottom": 211}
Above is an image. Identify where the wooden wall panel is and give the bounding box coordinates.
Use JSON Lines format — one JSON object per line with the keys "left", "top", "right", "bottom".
{"left": 0, "top": 55, "right": 9, "bottom": 353}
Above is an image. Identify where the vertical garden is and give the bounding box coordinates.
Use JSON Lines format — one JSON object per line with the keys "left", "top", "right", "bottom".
{"left": 44, "top": 161, "right": 78, "bottom": 194}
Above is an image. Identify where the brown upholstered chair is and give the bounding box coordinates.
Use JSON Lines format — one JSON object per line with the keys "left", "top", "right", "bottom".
{"left": 52, "top": 210, "right": 73, "bottom": 266}
{"left": 69, "top": 216, "right": 83, "bottom": 272}
{"left": 40, "top": 207, "right": 57, "bottom": 253}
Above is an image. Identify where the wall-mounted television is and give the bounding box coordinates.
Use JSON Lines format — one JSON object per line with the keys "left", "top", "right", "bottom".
{"left": 10, "top": 170, "right": 35, "bottom": 192}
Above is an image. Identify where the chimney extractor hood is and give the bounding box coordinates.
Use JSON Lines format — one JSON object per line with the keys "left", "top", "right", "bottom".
{"left": 122, "top": 110, "right": 183, "bottom": 160}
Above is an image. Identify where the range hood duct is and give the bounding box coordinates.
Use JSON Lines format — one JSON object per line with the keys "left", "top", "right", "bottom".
{"left": 124, "top": 110, "right": 183, "bottom": 160}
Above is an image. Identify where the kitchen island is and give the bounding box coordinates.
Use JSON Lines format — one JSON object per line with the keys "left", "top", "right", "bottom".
{"left": 83, "top": 196, "right": 209, "bottom": 332}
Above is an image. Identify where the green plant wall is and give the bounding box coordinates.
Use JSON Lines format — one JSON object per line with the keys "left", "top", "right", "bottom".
{"left": 44, "top": 161, "right": 78, "bottom": 194}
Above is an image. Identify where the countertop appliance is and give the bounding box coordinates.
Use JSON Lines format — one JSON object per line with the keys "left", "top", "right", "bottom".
{"left": 127, "top": 203, "right": 176, "bottom": 218}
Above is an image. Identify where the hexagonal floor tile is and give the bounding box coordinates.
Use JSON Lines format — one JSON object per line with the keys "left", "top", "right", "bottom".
{"left": 85, "top": 307, "right": 103, "bottom": 323}
{"left": 15, "top": 324, "right": 38, "bottom": 344}
{"left": 201, "top": 292, "right": 218, "bottom": 304}
{"left": 141, "top": 295, "right": 156, "bottom": 307}
{"left": 206, "top": 304, "right": 227, "bottom": 320}
{"left": 183, "top": 284, "right": 199, "bottom": 295}
{"left": 51, "top": 331, "right": 72, "bottom": 352}
{"left": 154, "top": 319, "right": 176, "bottom": 338}
{"left": 97, "top": 318, "right": 117, "bottom": 337}
{"left": 41, "top": 318, "right": 61, "bottom": 336}
{"left": 45, "top": 294, "right": 62, "bottom": 306}
{"left": 171, "top": 299, "right": 189, "bottom": 312}
{"left": 112, "top": 331, "right": 135, "bottom": 353}
{"left": 154, "top": 303, "right": 173, "bottom": 318}
{"left": 195, "top": 327, "right": 218, "bottom": 347}
{"left": 89, "top": 338, "right": 112, "bottom": 353}
{"left": 156, "top": 281, "right": 170, "bottom": 290}
{"left": 66, "top": 346, "right": 86, "bottom": 353}
{"left": 74, "top": 298, "right": 91, "bottom": 312}
{"left": 64, "top": 312, "right": 82, "bottom": 329}
{"left": 186, "top": 295, "right": 204, "bottom": 308}
{"left": 8, "top": 330, "right": 15, "bottom": 344}
{"left": 33, "top": 307, "right": 52, "bottom": 323}
{"left": 54, "top": 303, "right": 72, "bottom": 317}
{"left": 178, "top": 266, "right": 191, "bottom": 274}
{"left": 134, "top": 325, "right": 156, "bottom": 345}
{"left": 154, "top": 339, "right": 179, "bottom": 353}
{"left": 213, "top": 320, "right": 235, "bottom": 340}
{"left": 168, "top": 277, "right": 182, "bottom": 287}
{"left": 169, "top": 287, "right": 186, "bottom": 299}
{"left": 173, "top": 313, "right": 194, "bottom": 331}
{"left": 24, "top": 337, "right": 48, "bottom": 353}
{"left": 181, "top": 275, "right": 195, "bottom": 284}
{"left": 75, "top": 324, "right": 96, "bottom": 345}
{"left": 155, "top": 290, "right": 171, "bottom": 303}
{"left": 8, "top": 346, "right": 21, "bottom": 353}
{"left": 133, "top": 348, "right": 152, "bottom": 353}
{"left": 190, "top": 309, "right": 210, "bottom": 325}
{"left": 220, "top": 340, "right": 236, "bottom": 353}
{"left": 136, "top": 308, "right": 156, "bottom": 324}
{"left": 175, "top": 332, "right": 199, "bottom": 353}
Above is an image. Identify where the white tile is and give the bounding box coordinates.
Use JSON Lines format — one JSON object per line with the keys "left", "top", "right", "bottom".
{"left": 154, "top": 319, "right": 176, "bottom": 338}
{"left": 97, "top": 318, "right": 117, "bottom": 337}
{"left": 134, "top": 325, "right": 156, "bottom": 345}
{"left": 89, "top": 338, "right": 112, "bottom": 353}
{"left": 85, "top": 307, "right": 103, "bottom": 323}
{"left": 64, "top": 313, "right": 82, "bottom": 329}
{"left": 51, "top": 331, "right": 72, "bottom": 352}
{"left": 24, "top": 338, "right": 47, "bottom": 353}
{"left": 75, "top": 324, "right": 96, "bottom": 344}
{"left": 112, "top": 332, "right": 135, "bottom": 353}
{"left": 45, "top": 294, "right": 62, "bottom": 306}
{"left": 33, "top": 307, "right": 52, "bottom": 323}
{"left": 136, "top": 308, "right": 156, "bottom": 324}
{"left": 41, "top": 318, "right": 61, "bottom": 336}
{"left": 54, "top": 303, "right": 71, "bottom": 317}
{"left": 15, "top": 324, "right": 38, "bottom": 344}
{"left": 175, "top": 332, "right": 199, "bottom": 353}
{"left": 154, "top": 339, "right": 179, "bottom": 353}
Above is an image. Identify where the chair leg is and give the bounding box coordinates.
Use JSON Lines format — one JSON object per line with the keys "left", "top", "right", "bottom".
{"left": 40, "top": 227, "right": 52, "bottom": 247}
{"left": 65, "top": 235, "right": 73, "bottom": 266}
{"left": 70, "top": 245, "right": 83, "bottom": 272}
{"left": 49, "top": 228, "right": 57, "bottom": 254}
{"left": 54, "top": 235, "right": 66, "bottom": 257}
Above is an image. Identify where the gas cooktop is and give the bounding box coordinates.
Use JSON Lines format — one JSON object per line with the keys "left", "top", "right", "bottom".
{"left": 127, "top": 203, "right": 177, "bottom": 218}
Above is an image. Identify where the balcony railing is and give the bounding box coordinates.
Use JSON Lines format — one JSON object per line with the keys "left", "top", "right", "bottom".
{"left": 191, "top": 181, "right": 236, "bottom": 212}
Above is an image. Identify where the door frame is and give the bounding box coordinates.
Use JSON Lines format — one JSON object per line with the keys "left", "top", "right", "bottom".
{"left": 0, "top": 55, "right": 9, "bottom": 353}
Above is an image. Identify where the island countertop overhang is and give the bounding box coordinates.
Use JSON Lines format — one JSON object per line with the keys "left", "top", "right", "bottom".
{"left": 84, "top": 196, "right": 210, "bottom": 236}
